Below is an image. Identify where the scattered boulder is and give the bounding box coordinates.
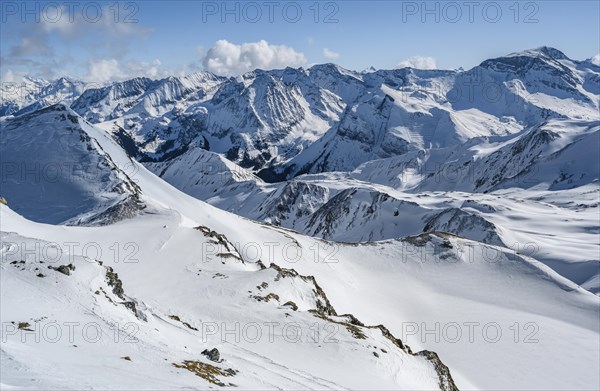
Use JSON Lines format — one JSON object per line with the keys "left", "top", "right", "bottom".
{"left": 256, "top": 260, "right": 267, "bottom": 270}
{"left": 48, "top": 264, "right": 75, "bottom": 276}
{"left": 201, "top": 348, "right": 220, "bottom": 362}
{"left": 252, "top": 293, "right": 280, "bottom": 303}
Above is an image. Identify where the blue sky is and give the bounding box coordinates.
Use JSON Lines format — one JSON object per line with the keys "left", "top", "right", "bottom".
{"left": 1, "top": 0, "right": 599, "bottom": 81}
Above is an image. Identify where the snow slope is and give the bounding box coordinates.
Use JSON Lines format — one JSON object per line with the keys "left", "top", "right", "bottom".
{"left": 2, "top": 108, "right": 599, "bottom": 389}
{"left": 0, "top": 104, "right": 143, "bottom": 225}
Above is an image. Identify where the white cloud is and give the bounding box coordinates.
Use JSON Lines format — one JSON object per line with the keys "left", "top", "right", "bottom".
{"left": 9, "top": 36, "right": 53, "bottom": 57}
{"left": 87, "top": 59, "right": 124, "bottom": 83}
{"left": 1, "top": 69, "right": 27, "bottom": 84}
{"left": 397, "top": 56, "right": 437, "bottom": 70}
{"left": 85, "top": 59, "right": 165, "bottom": 82}
{"left": 591, "top": 54, "right": 600, "bottom": 66}
{"left": 5, "top": 5, "right": 153, "bottom": 80}
{"left": 323, "top": 48, "right": 340, "bottom": 60}
{"left": 202, "top": 40, "right": 307, "bottom": 76}
{"left": 124, "top": 59, "right": 163, "bottom": 79}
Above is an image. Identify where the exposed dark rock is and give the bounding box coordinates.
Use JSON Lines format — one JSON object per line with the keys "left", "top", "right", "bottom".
{"left": 269, "top": 263, "right": 337, "bottom": 316}
{"left": 194, "top": 225, "right": 244, "bottom": 262}
{"left": 416, "top": 350, "right": 459, "bottom": 391}
{"left": 122, "top": 301, "right": 137, "bottom": 313}
{"left": 18, "top": 322, "right": 33, "bottom": 331}
{"left": 256, "top": 260, "right": 267, "bottom": 270}
{"left": 105, "top": 267, "right": 125, "bottom": 299}
{"left": 201, "top": 348, "right": 221, "bottom": 363}
{"left": 252, "top": 293, "right": 280, "bottom": 303}
{"left": 169, "top": 315, "right": 199, "bottom": 331}
{"left": 266, "top": 261, "right": 458, "bottom": 390}
{"left": 48, "top": 263, "right": 75, "bottom": 276}
{"left": 172, "top": 359, "right": 236, "bottom": 387}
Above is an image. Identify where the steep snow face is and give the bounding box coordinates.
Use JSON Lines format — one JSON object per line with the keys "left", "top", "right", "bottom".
{"left": 0, "top": 104, "right": 143, "bottom": 225}
{"left": 407, "top": 119, "right": 600, "bottom": 193}
{"left": 71, "top": 77, "right": 156, "bottom": 122}
{"left": 71, "top": 72, "right": 227, "bottom": 123}
{"left": 306, "top": 63, "right": 365, "bottom": 103}
{"left": 347, "top": 116, "right": 598, "bottom": 195}
{"left": 301, "top": 188, "right": 429, "bottom": 242}
{"left": 282, "top": 94, "right": 411, "bottom": 176}
{"left": 249, "top": 180, "right": 330, "bottom": 227}
{"left": 69, "top": 73, "right": 228, "bottom": 164}
{"left": 449, "top": 47, "right": 599, "bottom": 123}
{"left": 198, "top": 69, "right": 345, "bottom": 171}
{"left": 423, "top": 207, "right": 504, "bottom": 246}
{"left": 144, "top": 147, "right": 263, "bottom": 200}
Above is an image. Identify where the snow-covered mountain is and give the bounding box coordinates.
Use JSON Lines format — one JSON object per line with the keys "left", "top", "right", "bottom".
{"left": 6, "top": 47, "right": 595, "bottom": 182}
{"left": 0, "top": 104, "right": 144, "bottom": 225}
{"left": 1, "top": 106, "right": 598, "bottom": 389}
{"left": 0, "top": 76, "right": 87, "bottom": 117}
{"left": 1, "top": 46, "right": 599, "bottom": 389}
{"left": 29, "top": 46, "right": 593, "bottom": 292}
{"left": 0, "top": 112, "right": 459, "bottom": 388}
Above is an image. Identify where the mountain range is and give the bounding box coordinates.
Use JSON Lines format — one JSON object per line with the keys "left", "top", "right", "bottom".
{"left": 1, "top": 46, "right": 598, "bottom": 390}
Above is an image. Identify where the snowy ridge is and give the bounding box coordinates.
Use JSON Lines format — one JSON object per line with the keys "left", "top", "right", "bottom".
{"left": 1, "top": 111, "right": 598, "bottom": 388}
{"left": 0, "top": 104, "right": 144, "bottom": 225}
{"left": 1, "top": 46, "right": 599, "bottom": 389}
{"left": 0, "top": 76, "right": 87, "bottom": 117}
{"left": 1, "top": 167, "right": 598, "bottom": 389}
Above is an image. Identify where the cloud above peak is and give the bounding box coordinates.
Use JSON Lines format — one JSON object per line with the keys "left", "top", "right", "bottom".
{"left": 323, "top": 48, "right": 340, "bottom": 60}
{"left": 85, "top": 59, "right": 165, "bottom": 83}
{"left": 397, "top": 56, "right": 437, "bottom": 70}
{"left": 202, "top": 40, "right": 307, "bottom": 76}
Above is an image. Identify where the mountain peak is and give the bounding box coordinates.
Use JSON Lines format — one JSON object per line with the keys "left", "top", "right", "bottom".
{"left": 534, "top": 46, "right": 569, "bottom": 60}
{"left": 505, "top": 46, "right": 570, "bottom": 61}
{"left": 308, "top": 63, "right": 360, "bottom": 79}
{"left": 361, "top": 66, "right": 377, "bottom": 74}
{"left": 478, "top": 46, "right": 576, "bottom": 74}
